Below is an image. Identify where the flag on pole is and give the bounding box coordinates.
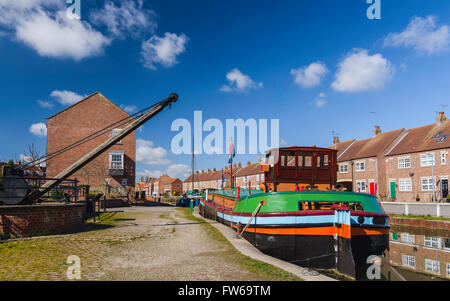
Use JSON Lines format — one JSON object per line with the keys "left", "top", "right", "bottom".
{"left": 221, "top": 170, "right": 225, "bottom": 190}
{"left": 228, "top": 137, "right": 235, "bottom": 164}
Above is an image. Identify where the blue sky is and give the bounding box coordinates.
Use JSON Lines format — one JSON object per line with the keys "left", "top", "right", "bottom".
{"left": 1, "top": 0, "right": 450, "bottom": 180}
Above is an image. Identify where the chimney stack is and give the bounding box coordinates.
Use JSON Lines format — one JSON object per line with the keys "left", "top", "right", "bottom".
{"left": 333, "top": 136, "right": 340, "bottom": 145}
{"left": 373, "top": 125, "right": 381, "bottom": 137}
{"left": 437, "top": 112, "right": 447, "bottom": 124}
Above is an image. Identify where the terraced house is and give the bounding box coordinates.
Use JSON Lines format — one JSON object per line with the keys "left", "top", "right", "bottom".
{"left": 235, "top": 162, "right": 265, "bottom": 189}
{"left": 331, "top": 126, "right": 406, "bottom": 198}
{"left": 385, "top": 113, "right": 450, "bottom": 202}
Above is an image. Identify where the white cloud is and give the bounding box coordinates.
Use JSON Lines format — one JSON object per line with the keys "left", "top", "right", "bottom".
{"left": 141, "top": 32, "right": 188, "bottom": 70}
{"left": 220, "top": 68, "right": 263, "bottom": 93}
{"left": 120, "top": 104, "right": 138, "bottom": 114}
{"left": 29, "top": 122, "right": 47, "bottom": 137}
{"left": 384, "top": 16, "right": 450, "bottom": 55}
{"left": 137, "top": 163, "right": 191, "bottom": 180}
{"left": 136, "top": 139, "right": 171, "bottom": 165}
{"left": 50, "top": 90, "right": 87, "bottom": 106}
{"left": 0, "top": 1, "right": 110, "bottom": 60}
{"left": 331, "top": 49, "right": 393, "bottom": 92}
{"left": 291, "top": 61, "right": 328, "bottom": 88}
{"left": 311, "top": 92, "right": 327, "bottom": 108}
{"left": 90, "top": 0, "right": 156, "bottom": 40}
{"left": 280, "top": 139, "right": 288, "bottom": 146}
{"left": 37, "top": 99, "right": 53, "bottom": 108}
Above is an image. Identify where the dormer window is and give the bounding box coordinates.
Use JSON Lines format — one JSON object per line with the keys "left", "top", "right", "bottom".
{"left": 434, "top": 131, "right": 444, "bottom": 139}
{"left": 438, "top": 135, "right": 448, "bottom": 143}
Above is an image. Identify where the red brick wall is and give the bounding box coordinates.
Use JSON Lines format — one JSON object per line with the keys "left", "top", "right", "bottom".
{"left": 386, "top": 150, "right": 450, "bottom": 202}
{"left": 0, "top": 204, "right": 85, "bottom": 239}
{"left": 337, "top": 157, "right": 378, "bottom": 193}
{"left": 46, "top": 93, "right": 136, "bottom": 191}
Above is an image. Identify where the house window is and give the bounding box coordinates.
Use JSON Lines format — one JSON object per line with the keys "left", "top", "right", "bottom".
{"left": 121, "top": 178, "right": 128, "bottom": 187}
{"left": 356, "top": 180, "right": 366, "bottom": 192}
{"left": 402, "top": 255, "right": 415, "bottom": 268}
{"left": 441, "top": 152, "right": 447, "bottom": 165}
{"left": 444, "top": 238, "right": 450, "bottom": 250}
{"left": 424, "top": 236, "right": 440, "bottom": 248}
{"left": 420, "top": 154, "right": 435, "bottom": 167}
{"left": 340, "top": 164, "right": 348, "bottom": 174}
{"left": 447, "top": 264, "right": 450, "bottom": 276}
{"left": 425, "top": 259, "right": 440, "bottom": 274}
{"left": 112, "top": 129, "right": 123, "bottom": 144}
{"left": 401, "top": 233, "right": 415, "bottom": 244}
{"left": 109, "top": 151, "right": 124, "bottom": 169}
{"left": 398, "top": 157, "right": 411, "bottom": 169}
{"left": 438, "top": 135, "right": 449, "bottom": 143}
{"left": 355, "top": 161, "right": 365, "bottom": 172}
{"left": 421, "top": 178, "right": 436, "bottom": 191}
{"left": 399, "top": 178, "right": 412, "bottom": 192}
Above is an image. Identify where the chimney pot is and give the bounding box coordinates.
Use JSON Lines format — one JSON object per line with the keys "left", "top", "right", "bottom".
{"left": 333, "top": 136, "right": 340, "bottom": 145}
{"left": 438, "top": 112, "right": 447, "bottom": 124}
{"left": 373, "top": 125, "right": 381, "bottom": 136}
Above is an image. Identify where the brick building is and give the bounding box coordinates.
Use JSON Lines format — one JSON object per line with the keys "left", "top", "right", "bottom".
{"left": 235, "top": 162, "right": 265, "bottom": 189}
{"left": 152, "top": 174, "right": 182, "bottom": 196}
{"left": 385, "top": 113, "right": 450, "bottom": 202}
{"left": 332, "top": 126, "right": 405, "bottom": 197}
{"left": 388, "top": 229, "right": 450, "bottom": 279}
{"left": 46, "top": 92, "right": 136, "bottom": 193}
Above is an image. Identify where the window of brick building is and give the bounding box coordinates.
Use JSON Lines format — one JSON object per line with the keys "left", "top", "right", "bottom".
{"left": 447, "top": 264, "right": 450, "bottom": 276}
{"left": 112, "top": 128, "right": 123, "bottom": 144}
{"left": 340, "top": 164, "right": 348, "bottom": 174}
{"left": 356, "top": 180, "right": 366, "bottom": 192}
{"left": 441, "top": 152, "right": 447, "bottom": 165}
{"left": 355, "top": 161, "right": 365, "bottom": 172}
{"left": 420, "top": 154, "right": 435, "bottom": 167}
{"left": 424, "top": 236, "right": 440, "bottom": 248}
{"left": 425, "top": 259, "right": 440, "bottom": 274}
{"left": 402, "top": 255, "right": 415, "bottom": 268}
{"left": 444, "top": 238, "right": 450, "bottom": 250}
{"left": 109, "top": 151, "right": 124, "bottom": 169}
{"left": 399, "top": 178, "right": 412, "bottom": 191}
{"left": 401, "top": 232, "right": 415, "bottom": 244}
{"left": 398, "top": 157, "right": 411, "bottom": 169}
{"left": 421, "top": 178, "right": 436, "bottom": 191}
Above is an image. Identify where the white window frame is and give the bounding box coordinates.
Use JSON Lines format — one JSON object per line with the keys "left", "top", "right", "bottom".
{"left": 444, "top": 238, "right": 450, "bottom": 251}
{"left": 398, "top": 178, "right": 412, "bottom": 192}
{"left": 356, "top": 180, "right": 367, "bottom": 192}
{"left": 420, "top": 153, "right": 435, "bottom": 167}
{"left": 339, "top": 164, "right": 348, "bottom": 174}
{"left": 425, "top": 259, "right": 440, "bottom": 274}
{"left": 441, "top": 151, "right": 447, "bottom": 165}
{"left": 109, "top": 151, "right": 124, "bottom": 169}
{"left": 402, "top": 255, "right": 415, "bottom": 268}
{"left": 424, "top": 236, "right": 440, "bottom": 248}
{"left": 355, "top": 161, "right": 365, "bottom": 172}
{"left": 112, "top": 128, "right": 123, "bottom": 144}
{"left": 421, "top": 177, "right": 436, "bottom": 192}
{"left": 398, "top": 157, "right": 411, "bottom": 169}
{"left": 401, "top": 233, "right": 415, "bottom": 244}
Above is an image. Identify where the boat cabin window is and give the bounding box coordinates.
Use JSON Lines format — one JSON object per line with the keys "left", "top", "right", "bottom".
{"left": 298, "top": 201, "right": 364, "bottom": 211}
{"left": 317, "top": 154, "right": 329, "bottom": 168}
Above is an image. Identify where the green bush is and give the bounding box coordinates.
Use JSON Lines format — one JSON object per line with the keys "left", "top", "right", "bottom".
{"left": 49, "top": 190, "right": 64, "bottom": 200}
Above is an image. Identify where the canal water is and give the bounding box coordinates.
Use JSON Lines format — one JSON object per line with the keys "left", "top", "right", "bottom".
{"left": 356, "top": 223, "right": 450, "bottom": 281}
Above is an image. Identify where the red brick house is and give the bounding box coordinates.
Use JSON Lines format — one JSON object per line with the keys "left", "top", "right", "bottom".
{"left": 46, "top": 92, "right": 136, "bottom": 193}
{"left": 385, "top": 113, "right": 450, "bottom": 202}
{"left": 331, "top": 126, "right": 406, "bottom": 198}
{"left": 235, "top": 162, "right": 265, "bottom": 189}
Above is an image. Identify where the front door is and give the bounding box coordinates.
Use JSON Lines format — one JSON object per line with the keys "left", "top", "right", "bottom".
{"left": 441, "top": 179, "right": 448, "bottom": 200}
{"left": 389, "top": 181, "right": 396, "bottom": 198}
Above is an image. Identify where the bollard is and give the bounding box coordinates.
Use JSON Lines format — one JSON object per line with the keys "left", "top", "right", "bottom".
{"left": 437, "top": 203, "right": 441, "bottom": 217}
{"left": 405, "top": 203, "right": 409, "bottom": 216}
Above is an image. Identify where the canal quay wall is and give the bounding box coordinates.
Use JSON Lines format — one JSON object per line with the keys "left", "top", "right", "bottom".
{"left": 0, "top": 203, "right": 85, "bottom": 239}
{"left": 381, "top": 202, "right": 450, "bottom": 218}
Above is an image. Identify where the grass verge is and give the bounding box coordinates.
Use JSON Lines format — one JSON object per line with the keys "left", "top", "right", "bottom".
{"left": 389, "top": 214, "right": 450, "bottom": 222}
{"left": 177, "top": 208, "right": 301, "bottom": 281}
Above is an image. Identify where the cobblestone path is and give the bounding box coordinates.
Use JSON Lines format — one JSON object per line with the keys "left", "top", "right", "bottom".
{"left": 0, "top": 206, "right": 297, "bottom": 281}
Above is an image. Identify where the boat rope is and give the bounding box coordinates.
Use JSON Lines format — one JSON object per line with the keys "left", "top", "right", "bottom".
{"left": 19, "top": 97, "right": 168, "bottom": 170}
{"left": 235, "top": 200, "right": 265, "bottom": 239}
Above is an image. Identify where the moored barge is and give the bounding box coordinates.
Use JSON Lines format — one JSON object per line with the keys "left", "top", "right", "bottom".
{"left": 199, "top": 147, "right": 389, "bottom": 279}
